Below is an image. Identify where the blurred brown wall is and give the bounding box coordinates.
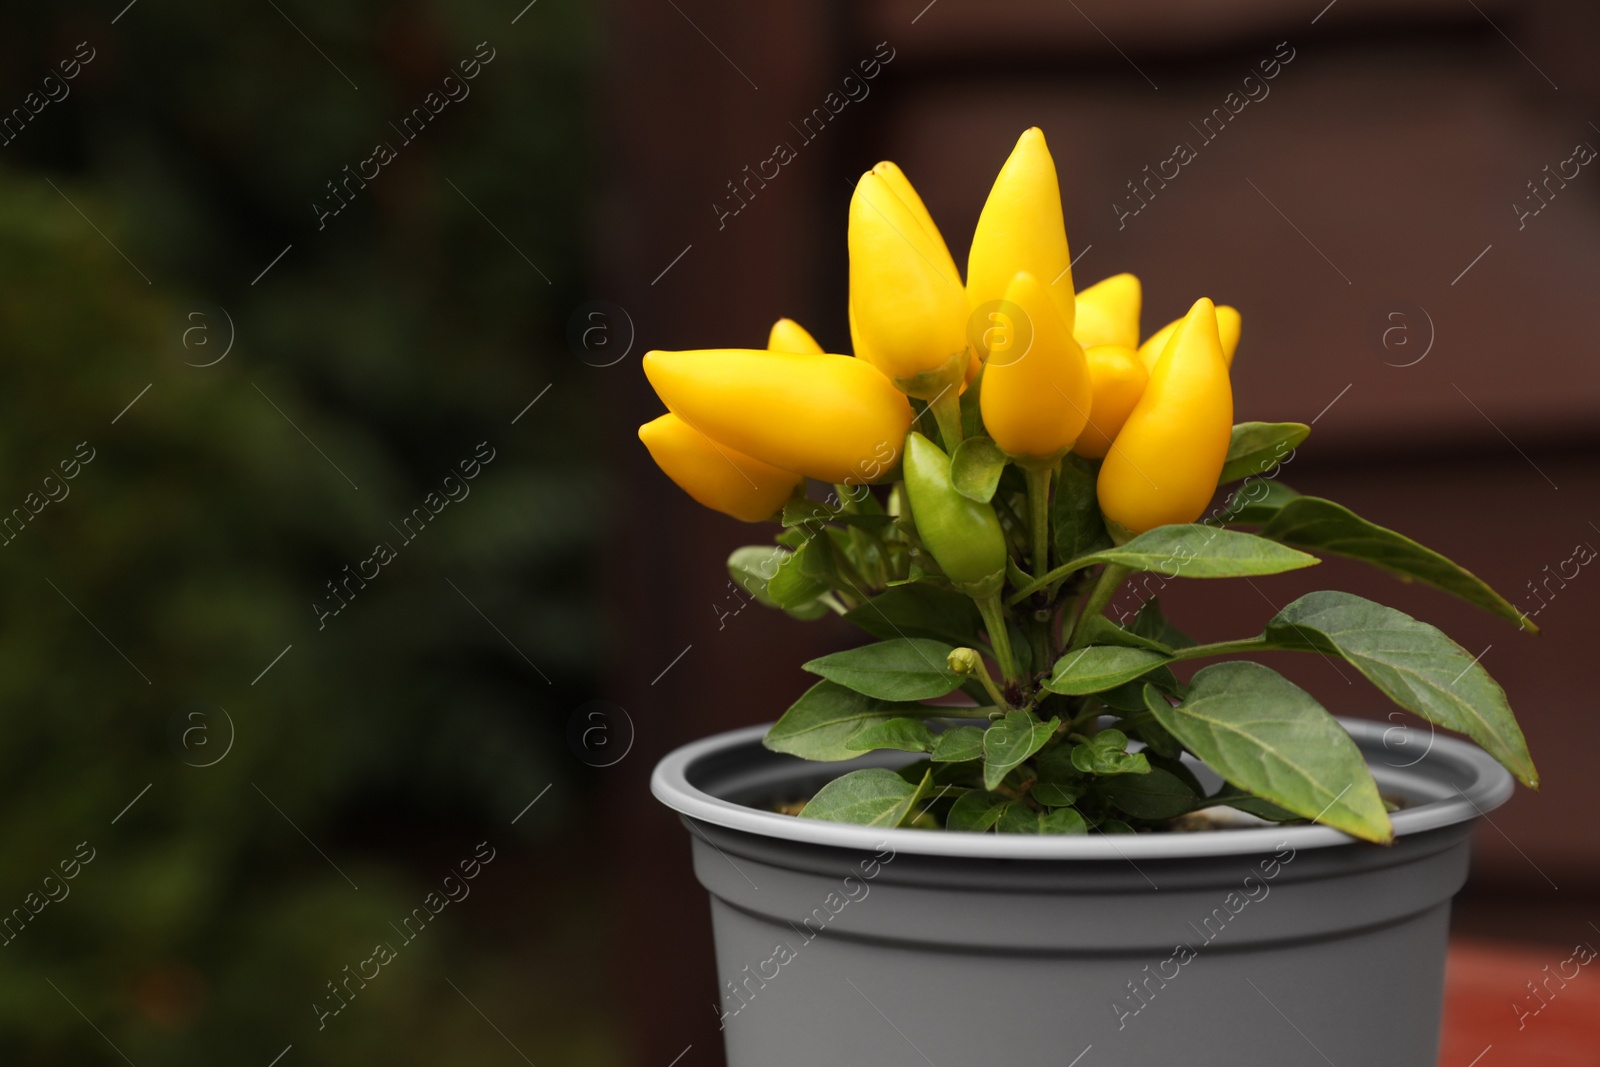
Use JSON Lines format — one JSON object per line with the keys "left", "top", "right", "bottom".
{"left": 601, "top": 1, "right": 1600, "bottom": 1061}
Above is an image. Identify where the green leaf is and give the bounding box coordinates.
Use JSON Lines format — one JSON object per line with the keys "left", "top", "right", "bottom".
{"left": 764, "top": 680, "right": 929, "bottom": 761}
{"left": 1257, "top": 497, "right": 1532, "bottom": 630}
{"left": 995, "top": 804, "right": 1036, "bottom": 833}
{"left": 1069, "top": 729, "right": 1150, "bottom": 776}
{"left": 767, "top": 542, "right": 829, "bottom": 609}
{"left": 1073, "top": 615, "right": 1174, "bottom": 653}
{"left": 780, "top": 497, "right": 895, "bottom": 531}
{"left": 842, "top": 583, "right": 986, "bottom": 648}
{"left": 1045, "top": 645, "right": 1173, "bottom": 695}
{"left": 925, "top": 763, "right": 981, "bottom": 791}
{"left": 1096, "top": 673, "right": 1184, "bottom": 711}
{"left": 844, "top": 486, "right": 888, "bottom": 516}
{"left": 1143, "top": 663, "right": 1393, "bottom": 842}
{"left": 950, "top": 436, "right": 1009, "bottom": 503}
{"left": 983, "top": 710, "right": 1060, "bottom": 790}
{"left": 1031, "top": 785, "right": 1086, "bottom": 807}
{"left": 1006, "top": 618, "right": 1033, "bottom": 678}
{"left": 1131, "top": 597, "right": 1196, "bottom": 649}
{"left": 845, "top": 717, "right": 937, "bottom": 754}
{"left": 1218, "top": 422, "right": 1309, "bottom": 484}
{"left": 896, "top": 759, "right": 934, "bottom": 785}
{"left": 1263, "top": 590, "right": 1537, "bottom": 787}
{"left": 930, "top": 725, "right": 985, "bottom": 763}
{"left": 1029, "top": 745, "right": 1087, "bottom": 806}
{"left": 799, "top": 768, "right": 932, "bottom": 826}
{"left": 1052, "top": 454, "right": 1113, "bottom": 565}
{"left": 1079, "top": 526, "right": 1320, "bottom": 579}
{"left": 997, "top": 806, "right": 1089, "bottom": 834}
{"left": 1213, "top": 793, "right": 1302, "bottom": 822}
{"left": 1115, "top": 711, "right": 1187, "bottom": 761}
{"left": 959, "top": 365, "right": 987, "bottom": 441}
{"left": 946, "top": 790, "right": 1011, "bottom": 832}
{"left": 797, "top": 533, "right": 838, "bottom": 583}
{"left": 728, "top": 545, "right": 828, "bottom": 620}
{"left": 1096, "top": 767, "right": 1197, "bottom": 820}
{"left": 1146, "top": 752, "right": 1204, "bottom": 794}
{"left": 830, "top": 526, "right": 885, "bottom": 594}
{"left": 727, "top": 546, "right": 785, "bottom": 605}
{"left": 1216, "top": 479, "right": 1302, "bottom": 525}
{"left": 803, "top": 638, "right": 962, "bottom": 701}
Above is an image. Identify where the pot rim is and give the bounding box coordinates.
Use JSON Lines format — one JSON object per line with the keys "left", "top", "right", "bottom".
{"left": 651, "top": 717, "right": 1514, "bottom": 860}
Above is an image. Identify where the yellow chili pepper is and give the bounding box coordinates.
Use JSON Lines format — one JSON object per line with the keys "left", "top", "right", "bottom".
{"left": 967, "top": 128, "right": 1075, "bottom": 343}
{"left": 1098, "top": 298, "right": 1234, "bottom": 534}
{"left": 1073, "top": 273, "right": 1141, "bottom": 350}
{"left": 868, "top": 161, "right": 961, "bottom": 286}
{"left": 642, "top": 349, "right": 912, "bottom": 484}
{"left": 638, "top": 413, "right": 801, "bottom": 522}
{"left": 768, "top": 317, "right": 823, "bottom": 354}
{"left": 1072, "top": 344, "right": 1148, "bottom": 460}
{"left": 847, "top": 168, "right": 968, "bottom": 396}
{"left": 1138, "top": 304, "right": 1241, "bottom": 371}
{"left": 979, "top": 271, "right": 1092, "bottom": 462}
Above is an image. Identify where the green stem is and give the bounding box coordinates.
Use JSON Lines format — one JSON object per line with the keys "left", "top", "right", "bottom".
{"left": 974, "top": 592, "right": 1019, "bottom": 684}
{"left": 964, "top": 654, "right": 1012, "bottom": 710}
{"left": 1007, "top": 557, "right": 1097, "bottom": 604}
{"left": 1019, "top": 464, "right": 1065, "bottom": 670}
{"left": 1169, "top": 637, "right": 1280, "bottom": 661}
{"left": 1066, "top": 564, "right": 1130, "bottom": 650}
{"left": 1029, "top": 615, "right": 1051, "bottom": 678}
{"left": 818, "top": 593, "right": 850, "bottom": 616}
{"left": 845, "top": 525, "right": 885, "bottom": 587}
{"left": 1024, "top": 465, "right": 1053, "bottom": 582}
{"left": 828, "top": 543, "right": 874, "bottom": 601}
{"left": 1045, "top": 522, "right": 1080, "bottom": 602}
{"left": 929, "top": 388, "right": 965, "bottom": 452}
{"left": 1055, "top": 579, "right": 1089, "bottom": 645}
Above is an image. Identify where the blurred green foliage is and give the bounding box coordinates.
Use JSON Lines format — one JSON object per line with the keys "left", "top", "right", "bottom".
{"left": 0, "top": 1, "right": 610, "bottom": 1062}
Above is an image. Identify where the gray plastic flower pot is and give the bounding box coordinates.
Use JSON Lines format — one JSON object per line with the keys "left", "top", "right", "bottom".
{"left": 651, "top": 717, "right": 1513, "bottom": 1066}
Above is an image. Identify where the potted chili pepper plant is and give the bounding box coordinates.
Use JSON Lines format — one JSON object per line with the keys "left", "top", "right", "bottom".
{"left": 643, "top": 128, "right": 1536, "bottom": 1065}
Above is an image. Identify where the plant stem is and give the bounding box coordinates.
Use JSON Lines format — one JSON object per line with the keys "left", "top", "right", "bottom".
{"left": 1019, "top": 463, "right": 1066, "bottom": 671}
{"left": 1024, "top": 464, "right": 1053, "bottom": 582}
{"left": 974, "top": 592, "right": 1019, "bottom": 684}
{"left": 846, "top": 525, "right": 885, "bottom": 586}
{"left": 964, "top": 654, "right": 1012, "bottom": 710}
{"left": 1006, "top": 556, "right": 1097, "bottom": 604}
{"left": 1029, "top": 615, "right": 1051, "bottom": 677}
{"left": 1066, "top": 564, "right": 1130, "bottom": 650}
{"left": 828, "top": 541, "right": 874, "bottom": 598}
{"left": 929, "top": 388, "right": 965, "bottom": 452}
{"left": 1169, "top": 636, "right": 1280, "bottom": 661}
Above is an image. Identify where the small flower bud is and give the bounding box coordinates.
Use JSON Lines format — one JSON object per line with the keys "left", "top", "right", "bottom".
{"left": 948, "top": 647, "right": 983, "bottom": 675}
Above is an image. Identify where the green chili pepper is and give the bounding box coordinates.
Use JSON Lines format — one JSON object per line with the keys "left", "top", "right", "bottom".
{"left": 903, "top": 432, "right": 1006, "bottom": 597}
{"left": 902, "top": 432, "right": 1022, "bottom": 682}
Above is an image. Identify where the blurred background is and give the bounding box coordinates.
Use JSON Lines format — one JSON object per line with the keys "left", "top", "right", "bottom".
{"left": 1, "top": 0, "right": 1596, "bottom": 1064}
